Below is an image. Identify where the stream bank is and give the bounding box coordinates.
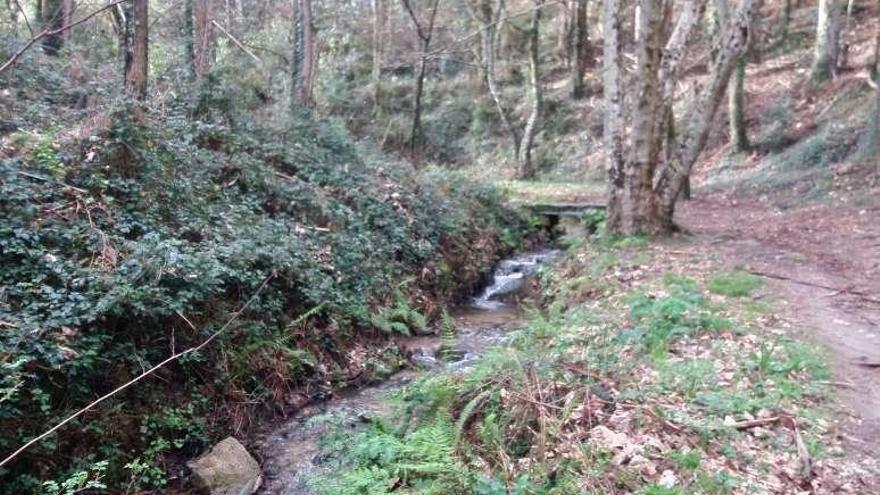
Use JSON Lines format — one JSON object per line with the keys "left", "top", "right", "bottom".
{"left": 255, "top": 249, "right": 561, "bottom": 494}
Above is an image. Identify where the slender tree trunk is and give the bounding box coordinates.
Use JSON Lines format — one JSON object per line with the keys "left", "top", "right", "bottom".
{"left": 292, "top": 0, "right": 316, "bottom": 107}
{"left": 729, "top": 57, "right": 750, "bottom": 152}
{"left": 411, "top": 39, "right": 428, "bottom": 156}
{"left": 193, "top": 0, "right": 216, "bottom": 78}
{"left": 872, "top": 0, "right": 880, "bottom": 80}
{"left": 571, "top": 0, "right": 589, "bottom": 99}
{"left": 371, "top": 0, "right": 385, "bottom": 104}
{"left": 811, "top": 0, "right": 840, "bottom": 83}
{"left": 184, "top": 0, "right": 196, "bottom": 80}
{"left": 468, "top": 0, "right": 520, "bottom": 152}
{"left": 123, "top": 0, "right": 148, "bottom": 101}
{"left": 656, "top": 0, "right": 759, "bottom": 226}
{"left": 401, "top": 0, "right": 441, "bottom": 163}
{"left": 517, "top": 0, "right": 543, "bottom": 177}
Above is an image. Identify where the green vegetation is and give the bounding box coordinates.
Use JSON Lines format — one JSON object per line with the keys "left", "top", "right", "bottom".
{"left": 309, "top": 241, "right": 832, "bottom": 494}
{"left": 0, "top": 106, "right": 531, "bottom": 490}
{"left": 709, "top": 271, "right": 764, "bottom": 297}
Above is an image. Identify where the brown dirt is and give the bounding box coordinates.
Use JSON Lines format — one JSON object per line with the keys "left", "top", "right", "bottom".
{"left": 677, "top": 195, "right": 880, "bottom": 458}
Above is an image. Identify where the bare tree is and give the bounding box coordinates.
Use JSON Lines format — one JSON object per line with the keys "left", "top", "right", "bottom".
{"left": 603, "top": 0, "right": 758, "bottom": 234}
{"left": 401, "top": 0, "right": 441, "bottom": 162}
{"left": 465, "top": 0, "right": 518, "bottom": 151}
{"left": 517, "top": 0, "right": 543, "bottom": 177}
{"left": 811, "top": 0, "right": 841, "bottom": 82}
{"left": 123, "top": 0, "right": 148, "bottom": 101}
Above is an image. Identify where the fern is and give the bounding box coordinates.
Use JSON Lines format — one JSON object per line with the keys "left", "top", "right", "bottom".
{"left": 370, "top": 290, "right": 428, "bottom": 336}
{"left": 439, "top": 309, "right": 457, "bottom": 362}
{"left": 454, "top": 391, "right": 491, "bottom": 446}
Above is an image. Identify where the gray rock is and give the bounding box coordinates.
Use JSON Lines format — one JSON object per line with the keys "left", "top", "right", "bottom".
{"left": 188, "top": 437, "right": 262, "bottom": 495}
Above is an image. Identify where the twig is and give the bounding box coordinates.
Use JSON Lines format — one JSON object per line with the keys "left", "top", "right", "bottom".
{"left": 0, "top": 273, "right": 274, "bottom": 468}
{"left": 0, "top": 0, "right": 131, "bottom": 75}
{"left": 732, "top": 416, "right": 781, "bottom": 430}
{"left": 816, "top": 380, "right": 856, "bottom": 389}
{"left": 12, "top": 0, "right": 34, "bottom": 37}
{"left": 212, "top": 20, "right": 261, "bottom": 63}
{"left": 16, "top": 170, "right": 88, "bottom": 193}
{"left": 747, "top": 269, "right": 880, "bottom": 305}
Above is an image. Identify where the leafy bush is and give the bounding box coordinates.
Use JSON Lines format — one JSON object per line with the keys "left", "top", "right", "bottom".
{"left": 0, "top": 110, "right": 530, "bottom": 490}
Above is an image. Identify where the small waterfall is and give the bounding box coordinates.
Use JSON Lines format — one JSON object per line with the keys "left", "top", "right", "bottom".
{"left": 471, "top": 249, "right": 562, "bottom": 310}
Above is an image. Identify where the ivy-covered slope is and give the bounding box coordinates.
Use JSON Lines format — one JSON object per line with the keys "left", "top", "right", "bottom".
{"left": 0, "top": 111, "right": 530, "bottom": 491}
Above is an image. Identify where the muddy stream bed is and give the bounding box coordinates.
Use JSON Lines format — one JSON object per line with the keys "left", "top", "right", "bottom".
{"left": 255, "top": 248, "right": 561, "bottom": 494}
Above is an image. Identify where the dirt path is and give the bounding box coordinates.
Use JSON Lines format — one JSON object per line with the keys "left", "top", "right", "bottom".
{"left": 678, "top": 196, "right": 880, "bottom": 457}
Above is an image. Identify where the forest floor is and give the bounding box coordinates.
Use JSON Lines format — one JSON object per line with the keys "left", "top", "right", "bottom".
{"left": 675, "top": 194, "right": 880, "bottom": 459}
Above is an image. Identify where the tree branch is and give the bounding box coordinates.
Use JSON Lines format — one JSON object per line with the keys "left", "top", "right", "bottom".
{"left": 0, "top": 0, "right": 131, "bottom": 76}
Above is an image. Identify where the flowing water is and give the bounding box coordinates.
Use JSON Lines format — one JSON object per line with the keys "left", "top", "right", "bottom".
{"left": 256, "top": 248, "right": 561, "bottom": 494}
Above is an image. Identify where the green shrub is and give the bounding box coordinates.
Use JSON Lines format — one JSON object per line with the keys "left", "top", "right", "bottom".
{"left": 0, "top": 111, "right": 530, "bottom": 490}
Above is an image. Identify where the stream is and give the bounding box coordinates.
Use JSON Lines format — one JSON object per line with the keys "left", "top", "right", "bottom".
{"left": 256, "top": 248, "right": 561, "bottom": 494}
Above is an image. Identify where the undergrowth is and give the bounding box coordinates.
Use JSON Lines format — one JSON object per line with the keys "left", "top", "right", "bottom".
{"left": 0, "top": 108, "right": 532, "bottom": 491}
{"left": 310, "top": 240, "right": 832, "bottom": 494}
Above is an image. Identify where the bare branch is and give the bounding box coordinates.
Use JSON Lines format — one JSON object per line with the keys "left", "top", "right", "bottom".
{"left": 12, "top": 0, "right": 34, "bottom": 37}
{"left": 0, "top": 0, "right": 131, "bottom": 76}
{"left": 212, "top": 20, "right": 262, "bottom": 63}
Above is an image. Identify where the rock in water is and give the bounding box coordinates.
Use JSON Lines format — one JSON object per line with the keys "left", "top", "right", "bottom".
{"left": 188, "top": 437, "right": 262, "bottom": 495}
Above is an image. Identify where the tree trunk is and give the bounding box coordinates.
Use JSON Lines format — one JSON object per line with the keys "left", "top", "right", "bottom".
{"left": 872, "top": 0, "right": 880, "bottom": 80}
{"left": 656, "top": 0, "right": 759, "bottom": 226}
{"left": 193, "top": 0, "right": 216, "bottom": 78}
{"left": 371, "top": 0, "right": 385, "bottom": 104}
{"left": 729, "top": 56, "right": 750, "bottom": 152}
{"left": 123, "top": 0, "right": 149, "bottom": 101}
{"left": 811, "top": 0, "right": 840, "bottom": 83}
{"left": 778, "top": 0, "right": 791, "bottom": 42}
{"left": 602, "top": 0, "right": 755, "bottom": 234}
{"left": 517, "top": 0, "right": 543, "bottom": 178}
{"left": 571, "top": 0, "right": 589, "bottom": 99}
{"left": 184, "top": 0, "right": 196, "bottom": 80}
{"left": 401, "top": 0, "right": 441, "bottom": 163}
{"left": 292, "top": 0, "right": 316, "bottom": 108}
{"left": 467, "top": 0, "right": 520, "bottom": 152}
{"left": 40, "top": 0, "right": 64, "bottom": 55}
{"left": 410, "top": 39, "right": 428, "bottom": 156}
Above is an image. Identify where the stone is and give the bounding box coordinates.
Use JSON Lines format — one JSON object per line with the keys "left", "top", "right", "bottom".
{"left": 188, "top": 437, "right": 262, "bottom": 495}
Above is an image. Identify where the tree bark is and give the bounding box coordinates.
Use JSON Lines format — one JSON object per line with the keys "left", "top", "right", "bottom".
{"left": 517, "top": 0, "right": 543, "bottom": 178}
{"left": 123, "top": 0, "right": 148, "bottom": 101}
{"left": 729, "top": 56, "right": 750, "bottom": 152}
{"left": 292, "top": 0, "right": 316, "bottom": 108}
{"left": 193, "top": 0, "right": 216, "bottom": 78}
{"left": 811, "top": 0, "right": 840, "bottom": 83}
{"left": 571, "top": 0, "right": 589, "bottom": 99}
{"left": 656, "top": 0, "right": 759, "bottom": 226}
{"left": 602, "top": 0, "right": 755, "bottom": 234}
